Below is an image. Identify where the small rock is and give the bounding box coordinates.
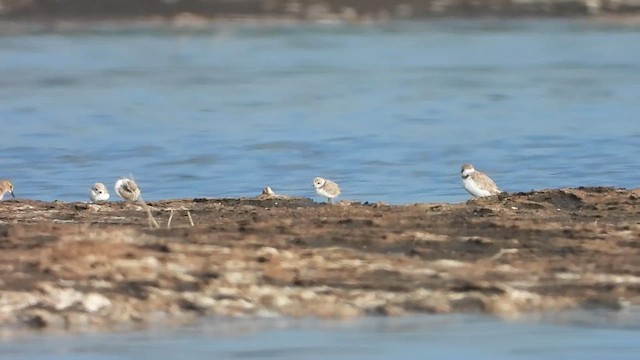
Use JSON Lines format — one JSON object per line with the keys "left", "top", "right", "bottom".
{"left": 21, "top": 309, "right": 64, "bottom": 329}
{"left": 180, "top": 293, "right": 216, "bottom": 313}
{"left": 82, "top": 293, "right": 111, "bottom": 312}
{"left": 259, "top": 294, "right": 292, "bottom": 309}
{"left": 37, "top": 283, "right": 83, "bottom": 310}
{"left": 256, "top": 246, "right": 279, "bottom": 257}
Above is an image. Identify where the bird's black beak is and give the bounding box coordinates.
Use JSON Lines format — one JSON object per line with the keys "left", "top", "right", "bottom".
{"left": 10, "top": 191, "right": 15, "bottom": 198}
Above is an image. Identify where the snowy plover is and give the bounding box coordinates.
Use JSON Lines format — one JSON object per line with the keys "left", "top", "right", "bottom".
{"left": 313, "top": 177, "right": 341, "bottom": 203}
{"left": 0, "top": 180, "right": 15, "bottom": 200}
{"left": 89, "top": 182, "right": 110, "bottom": 203}
{"left": 460, "top": 163, "right": 501, "bottom": 198}
{"left": 114, "top": 178, "right": 141, "bottom": 202}
{"left": 114, "top": 177, "right": 159, "bottom": 228}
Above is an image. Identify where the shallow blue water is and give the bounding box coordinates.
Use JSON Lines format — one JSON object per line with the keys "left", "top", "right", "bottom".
{"left": 1, "top": 312, "right": 639, "bottom": 359}
{"left": 1, "top": 20, "right": 640, "bottom": 203}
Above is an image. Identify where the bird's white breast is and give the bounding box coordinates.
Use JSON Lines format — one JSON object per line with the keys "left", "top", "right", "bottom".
{"left": 462, "top": 177, "right": 493, "bottom": 197}
{"left": 90, "top": 190, "right": 110, "bottom": 202}
{"left": 316, "top": 187, "right": 337, "bottom": 199}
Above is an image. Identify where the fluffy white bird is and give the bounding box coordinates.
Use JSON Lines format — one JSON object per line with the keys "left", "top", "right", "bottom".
{"left": 460, "top": 163, "right": 501, "bottom": 198}
{"left": 313, "top": 177, "right": 341, "bottom": 203}
{"left": 114, "top": 178, "right": 141, "bottom": 202}
{"left": 89, "top": 182, "right": 110, "bottom": 202}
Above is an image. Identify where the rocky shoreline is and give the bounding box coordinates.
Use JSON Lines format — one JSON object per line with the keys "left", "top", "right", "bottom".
{"left": 1, "top": 0, "right": 640, "bottom": 22}
{"left": 0, "top": 187, "right": 639, "bottom": 331}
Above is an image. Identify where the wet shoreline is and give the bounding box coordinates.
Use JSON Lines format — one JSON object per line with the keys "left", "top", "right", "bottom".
{"left": 1, "top": 0, "right": 640, "bottom": 22}
{"left": 0, "top": 187, "right": 639, "bottom": 331}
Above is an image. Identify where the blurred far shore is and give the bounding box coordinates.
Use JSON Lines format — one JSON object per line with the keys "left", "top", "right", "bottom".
{"left": 1, "top": 0, "right": 640, "bottom": 23}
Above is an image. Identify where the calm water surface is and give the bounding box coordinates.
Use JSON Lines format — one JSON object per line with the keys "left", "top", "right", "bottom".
{"left": 1, "top": 20, "right": 640, "bottom": 203}
{"left": 1, "top": 312, "right": 639, "bottom": 359}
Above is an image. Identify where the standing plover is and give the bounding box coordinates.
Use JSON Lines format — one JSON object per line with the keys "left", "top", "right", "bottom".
{"left": 460, "top": 163, "right": 501, "bottom": 198}
{"left": 115, "top": 178, "right": 141, "bottom": 202}
{"left": 0, "top": 180, "right": 15, "bottom": 200}
{"left": 89, "top": 182, "right": 110, "bottom": 203}
{"left": 313, "top": 177, "right": 341, "bottom": 203}
{"left": 114, "top": 178, "right": 159, "bottom": 228}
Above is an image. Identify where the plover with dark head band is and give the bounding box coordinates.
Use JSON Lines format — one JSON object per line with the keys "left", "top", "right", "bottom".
{"left": 460, "top": 163, "right": 501, "bottom": 198}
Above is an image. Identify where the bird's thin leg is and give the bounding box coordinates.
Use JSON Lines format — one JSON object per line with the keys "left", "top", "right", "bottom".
{"left": 167, "top": 209, "right": 174, "bottom": 228}
{"left": 187, "top": 210, "right": 195, "bottom": 227}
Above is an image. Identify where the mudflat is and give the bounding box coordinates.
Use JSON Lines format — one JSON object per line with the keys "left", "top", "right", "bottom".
{"left": 2, "top": 0, "right": 640, "bottom": 20}
{"left": 0, "top": 187, "right": 639, "bottom": 330}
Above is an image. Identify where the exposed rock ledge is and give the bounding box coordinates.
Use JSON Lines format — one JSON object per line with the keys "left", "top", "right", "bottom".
{"left": 1, "top": 0, "right": 640, "bottom": 21}
{"left": 0, "top": 187, "right": 639, "bottom": 331}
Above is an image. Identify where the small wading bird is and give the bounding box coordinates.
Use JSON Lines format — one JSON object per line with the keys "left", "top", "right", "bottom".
{"left": 460, "top": 163, "right": 501, "bottom": 198}
{"left": 115, "top": 178, "right": 141, "bottom": 202}
{"left": 0, "top": 179, "right": 15, "bottom": 200}
{"left": 313, "top": 177, "right": 341, "bottom": 203}
{"left": 114, "top": 177, "right": 159, "bottom": 228}
{"left": 89, "top": 182, "right": 110, "bottom": 203}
